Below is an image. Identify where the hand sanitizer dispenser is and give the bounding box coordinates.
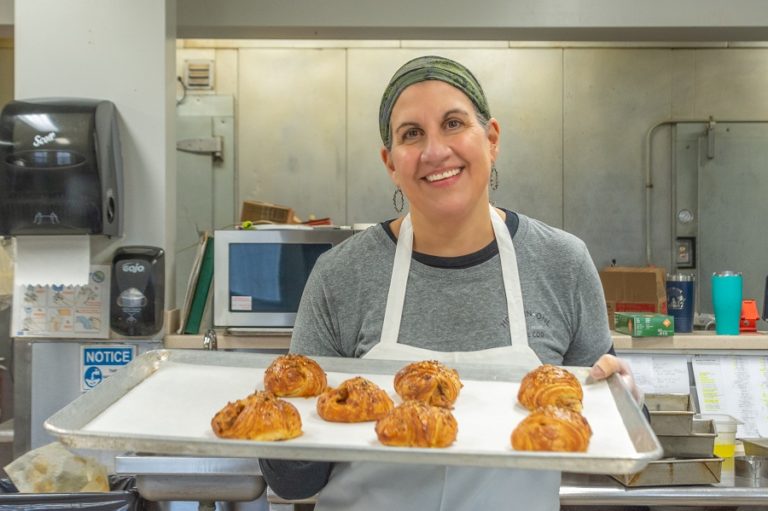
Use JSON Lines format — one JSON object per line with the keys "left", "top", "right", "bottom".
{"left": 0, "top": 98, "right": 123, "bottom": 236}
{"left": 111, "top": 246, "right": 165, "bottom": 337}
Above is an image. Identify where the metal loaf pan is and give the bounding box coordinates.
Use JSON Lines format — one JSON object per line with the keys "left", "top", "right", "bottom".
{"left": 612, "top": 457, "right": 723, "bottom": 487}
{"left": 646, "top": 393, "right": 695, "bottom": 435}
{"left": 657, "top": 419, "right": 715, "bottom": 458}
{"left": 735, "top": 455, "right": 768, "bottom": 481}
{"left": 44, "top": 349, "right": 662, "bottom": 475}
{"left": 743, "top": 438, "right": 768, "bottom": 457}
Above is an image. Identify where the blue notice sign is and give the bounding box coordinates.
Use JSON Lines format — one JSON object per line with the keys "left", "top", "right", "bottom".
{"left": 81, "top": 345, "right": 137, "bottom": 391}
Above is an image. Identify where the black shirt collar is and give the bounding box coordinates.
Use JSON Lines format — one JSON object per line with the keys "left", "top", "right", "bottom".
{"left": 381, "top": 208, "right": 519, "bottom": 269}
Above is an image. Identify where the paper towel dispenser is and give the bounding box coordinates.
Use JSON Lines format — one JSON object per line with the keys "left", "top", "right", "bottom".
{"left": 0, "top": 98, "right": 123, "bottom": 236}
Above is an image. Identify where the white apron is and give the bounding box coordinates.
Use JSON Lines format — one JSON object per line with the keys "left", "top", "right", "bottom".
{"left": 314, "top": 205, "right": 560, "bottom": 511}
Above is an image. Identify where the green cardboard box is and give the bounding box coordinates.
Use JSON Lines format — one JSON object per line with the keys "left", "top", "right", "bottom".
{"left": 614, "top": 312, "right": 674, "bottom": 337}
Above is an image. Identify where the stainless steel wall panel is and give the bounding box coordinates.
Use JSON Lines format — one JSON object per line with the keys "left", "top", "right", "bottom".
{"left": 346, "top": 49, "right": 413, "bottom": 224}
{"left": 174, "top": 95, "right": 235, "bottom": 310}
{"left": 697, "top": 124, "right": 768, "bottom": 322}
{"left": 684, "top": 49, "right": 768, "bottom": 119}
{"left": 212, "top": 44, "right": 768, "bottom": 274}
{"left": 563, "top": 49, "right": 674, "bottom": 269}
{"left": 237, "top": 49, "right": 347, "bottom": 224}
{"left": 477, "top": 48, "right": 563, "bottom": 228}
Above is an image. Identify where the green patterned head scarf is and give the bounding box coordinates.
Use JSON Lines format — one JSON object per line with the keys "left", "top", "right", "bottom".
{"left": 379, "top": 55, "right": 491, "bottom": 149}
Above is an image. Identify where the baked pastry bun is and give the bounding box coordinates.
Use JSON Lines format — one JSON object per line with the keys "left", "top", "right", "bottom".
{"left": 511, "top": 405, "right": 592, "bottom": 452}
{"left": 517, "top": 364, "right": 583, "bottom": 412}
{"left": 211, "top": 391, "right": 302, "bottom": 441}
{"left": 376, "top": 400, "right": 458, "bottom": 448}
{"left": 394, "top": 360, "right": 463, "bottom": 408}
{"left": 316, "top": 376, "right": 394, "bottom": 423}
{"left": 264, "top": 354, "right": 327, "bottom": 397}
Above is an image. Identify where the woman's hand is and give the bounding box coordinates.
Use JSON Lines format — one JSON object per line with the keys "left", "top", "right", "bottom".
{"left": 589, "top": 354, "right": 644, "bottom": 405}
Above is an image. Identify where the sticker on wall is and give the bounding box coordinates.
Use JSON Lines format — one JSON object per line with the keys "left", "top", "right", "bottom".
{"left": 13, "top": 265, "right": 110, "bottom": 339}
{"left": 80, "top": 344, "right": 137, "bottom": 392}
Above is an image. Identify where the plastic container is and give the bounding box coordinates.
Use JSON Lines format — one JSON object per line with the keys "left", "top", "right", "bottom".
{"left": 666, "top": 273, "right": 695, "bottom": 333}
{"left": 699, "top": 413, "right": 741, "bottom": 472}
{"left": 711, "top": 271, "right": 743, "bottom": 335}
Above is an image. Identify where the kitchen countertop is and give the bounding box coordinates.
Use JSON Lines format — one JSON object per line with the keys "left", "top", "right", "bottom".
{"left": 115, "top": 455, "right": 768, "bottom": 507}
{"left": 559, "top": 470, "right": 768, "bottom": 506}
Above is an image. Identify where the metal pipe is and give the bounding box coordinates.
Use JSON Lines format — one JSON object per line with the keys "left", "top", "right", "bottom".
{"left": 643, "top": 118, "right": 768, "bottom": 266}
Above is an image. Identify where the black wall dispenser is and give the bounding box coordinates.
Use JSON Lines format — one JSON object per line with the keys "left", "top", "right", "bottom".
{"left": 111, "top": 246, "right": 165, "bottom": 337}
{"left": 0, "top": 98, "right": 123, "bottom": 236}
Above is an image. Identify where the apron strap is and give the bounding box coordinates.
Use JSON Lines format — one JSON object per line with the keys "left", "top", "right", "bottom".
{"left": 379, "top": 214, "right": 413, "bottom": 346}
{"left": 489, "top": 207, "right": 529, "bottom": 347}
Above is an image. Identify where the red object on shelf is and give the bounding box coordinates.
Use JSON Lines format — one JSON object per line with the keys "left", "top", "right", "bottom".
{"left": 740, "top": 299, "right": 760, "bottom": 332}
{"left": 302, "top": 217, "right": 332, "bottom": 226}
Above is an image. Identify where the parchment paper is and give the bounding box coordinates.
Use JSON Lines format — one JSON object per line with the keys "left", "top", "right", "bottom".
{"left": 84, "top": 361, "right": 637, "bottom": 458}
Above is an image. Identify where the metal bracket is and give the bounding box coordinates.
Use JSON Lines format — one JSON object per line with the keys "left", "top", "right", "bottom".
{"left": 706, "top": 116, "right": 716, "bottom": 159}
{"left": 177, "top": 136, "right": 223, "bottom": 162}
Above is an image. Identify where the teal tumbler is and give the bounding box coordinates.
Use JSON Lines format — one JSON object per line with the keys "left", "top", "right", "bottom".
{"left": 711, "top": 271, "right": 743, "bottom": 335}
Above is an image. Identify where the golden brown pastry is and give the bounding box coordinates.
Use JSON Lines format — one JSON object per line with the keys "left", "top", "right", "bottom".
{"left": 211, "top": 391, "right": 302, "bottom": 441}
{"left": 376, "top": 400, "right": 458, "bottom": 448}
{"left": 517, "top": 364, "right": 584, "bottom": 412}
{"left": 394, "top": 360, "right": 463, "bottom": 408}
{"left": 510, "top": 405, "right": 592, "bottom": 452}
{"left": 316, "top": 376, "right": 394, "bottom": 423}
{"left": 264, "top": 354, "right": 327, "bottom": 397}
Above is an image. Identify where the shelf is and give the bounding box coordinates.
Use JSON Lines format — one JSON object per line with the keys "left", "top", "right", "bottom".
{"left": 612, "top": 331, "right": 768, "bottom": 352}
{"left": 164, "top": 332, "right": 291, "bottom": 350}
{"left": 164, "top": 330, "right": 768, "bottom": 353}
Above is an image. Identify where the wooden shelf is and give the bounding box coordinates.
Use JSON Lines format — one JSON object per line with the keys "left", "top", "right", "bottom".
{"left": 612, "top": 331, "right": 768, "bottom": 352}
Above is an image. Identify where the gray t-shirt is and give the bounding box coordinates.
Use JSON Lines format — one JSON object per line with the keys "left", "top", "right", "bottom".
{"left": 291, "top": 210, "right": 611, "bottom": 366}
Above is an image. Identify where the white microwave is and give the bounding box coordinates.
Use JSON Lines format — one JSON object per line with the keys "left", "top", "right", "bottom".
{"left": 213, "top": 227, "right": 355, "bottom": 328}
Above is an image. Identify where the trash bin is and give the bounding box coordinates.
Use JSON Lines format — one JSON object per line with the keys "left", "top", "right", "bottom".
{"left": 0, "top": 475, "right": 144, "bottom": 511}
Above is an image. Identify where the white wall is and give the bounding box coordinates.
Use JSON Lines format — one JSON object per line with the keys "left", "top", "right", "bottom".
{"left": 176, "top": 0, "right": 768, "bottom": 40}
{"left": 15, "top": 0, "right": 177, "bottom": 300}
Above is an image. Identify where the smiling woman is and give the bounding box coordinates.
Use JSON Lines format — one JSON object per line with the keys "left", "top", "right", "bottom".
{"left": 259, "top": 55, "right": 643, "bottom": 511}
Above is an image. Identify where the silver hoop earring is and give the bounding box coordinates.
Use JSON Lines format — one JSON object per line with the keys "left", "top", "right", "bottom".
{"left": 490, "top": 164, "right": 499, "bottom": 191}
{"left": 393, "top": 187, "right": 404, "bottom": 213}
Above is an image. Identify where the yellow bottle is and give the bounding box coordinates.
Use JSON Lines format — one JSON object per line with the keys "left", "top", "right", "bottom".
{"left": 713, "top": 442, "right": 735, "bottom": 458}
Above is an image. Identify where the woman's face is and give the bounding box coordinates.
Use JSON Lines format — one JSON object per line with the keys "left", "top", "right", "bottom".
{"left": 381, "top": 80, "right": 500, "bottom": 222}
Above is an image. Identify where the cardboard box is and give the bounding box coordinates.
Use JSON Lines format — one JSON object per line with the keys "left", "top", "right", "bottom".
{"left": 240, "top": 201, "right": 296, "bottom": 224}
{"left": 599, "top": 266, "right": 668, "bottom": 328}
{"left": 615, "top": 312, "right": 674, "bottom": 337}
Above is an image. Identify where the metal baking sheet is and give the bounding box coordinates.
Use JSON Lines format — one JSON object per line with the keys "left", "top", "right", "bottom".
{"left": 45, "top": 349, "right": 662, "bottom": 474}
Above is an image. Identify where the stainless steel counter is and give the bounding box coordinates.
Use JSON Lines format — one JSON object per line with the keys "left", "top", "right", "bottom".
{"left": 560, "top": 471, "right": 768, "bottom": 506}
{"left": 115, "top": 455, "right": 265, "bottom": 502}
{"left": 115, "top": 455, "right": 768, "bottom": 507}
